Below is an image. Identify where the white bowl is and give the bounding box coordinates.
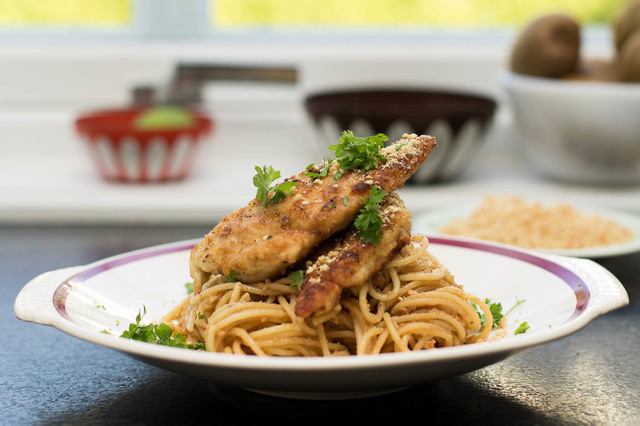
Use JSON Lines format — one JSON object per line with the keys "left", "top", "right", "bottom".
{"left": 501, "top": 71, "right": 640, "bottom": 185}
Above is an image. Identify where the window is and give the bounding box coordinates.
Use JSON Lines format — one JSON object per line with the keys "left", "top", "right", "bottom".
{"left": 0, "top": 0, "right": 628, "bottom": 39}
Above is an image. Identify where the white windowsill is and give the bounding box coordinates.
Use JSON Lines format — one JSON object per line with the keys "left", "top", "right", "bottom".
{"left": 2, "top": 33, "right": 637, "bottom": 225}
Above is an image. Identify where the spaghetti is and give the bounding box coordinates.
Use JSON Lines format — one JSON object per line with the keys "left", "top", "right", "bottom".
{"left": 164, "top": 235, "right": 494, "bottom": 356}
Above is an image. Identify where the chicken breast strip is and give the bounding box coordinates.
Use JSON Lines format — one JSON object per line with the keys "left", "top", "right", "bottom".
{"left": 190, "top": 133, "right": 436, "bottom": 291}
{"left": 294, "top": 192, "right": 412, "bottom": 318}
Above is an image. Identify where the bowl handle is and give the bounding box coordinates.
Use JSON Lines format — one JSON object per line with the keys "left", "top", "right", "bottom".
{"left": 550, "top": 255, "right": 629, "bottom": 315}
{"left": 14, "top": 266, "right": 83, "bottom": 326}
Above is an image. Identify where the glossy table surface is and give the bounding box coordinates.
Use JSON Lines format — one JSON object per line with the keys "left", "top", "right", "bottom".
{"left": 3, "top": 225, "right": 639, "bottom": 425}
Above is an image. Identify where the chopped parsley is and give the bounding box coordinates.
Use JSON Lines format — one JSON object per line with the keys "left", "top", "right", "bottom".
{"left": 329, "top": 130, "right": 388, "bottom": 172}
{"left": 514, "top": 322, "right": 530, "bottom": 335}
{"left": 226, "top": 269, "right": 238, "bottom": 282}
{"left": 354, "top": 185, "right": 388, "bottom": 245}
{"left": 474, "top": 298, "right": 527, "bottom": 331}
{"left": 95, "top": 303, "right": 106, "bottom": 310}
{"left": 343, "top": 196, "right": 349, "bottom": 206}
{"left": 305, "top": 158, "right": 332, "bottom": 180}
{"left": 197, "top": 312, "right": 206, "bottom": 320}
{"left": 253, "top": 165, "right": 298, "bottom": 207}
{"left": 185, "top": 282, "right": 193, "bottom": 295}
{"left": 287, "top": 270, "right": 305, "bottom": 288}
{"left": 120, "top": 306, "right": 205, "bottom": 350}
{"left": 487, "top": 300, "right": 504, "bottom": 328}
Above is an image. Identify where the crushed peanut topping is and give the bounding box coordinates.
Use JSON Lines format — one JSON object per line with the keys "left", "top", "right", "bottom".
{"left": 441, "top": 195, "right": 634, "bottom": 249}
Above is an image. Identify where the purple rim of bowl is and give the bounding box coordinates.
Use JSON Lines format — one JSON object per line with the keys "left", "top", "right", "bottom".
{"left": 52, "top": 237, "right": 589, "bottom": 322}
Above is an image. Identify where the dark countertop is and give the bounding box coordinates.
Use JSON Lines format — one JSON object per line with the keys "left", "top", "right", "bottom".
{"left": 3, "top": 225, "right": 639, "bottom": 425}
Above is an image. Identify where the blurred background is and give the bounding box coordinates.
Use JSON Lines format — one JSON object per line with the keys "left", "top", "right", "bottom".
{"left": 1, "top": 0, "right": 638, "bottom": 225}
{"left": 0, "top": 0, "right": 625, "bottom": 29}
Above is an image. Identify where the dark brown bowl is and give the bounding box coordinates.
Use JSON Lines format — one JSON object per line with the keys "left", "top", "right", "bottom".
{"left": 304, "top": 89, "right": 497, "bottom": 183}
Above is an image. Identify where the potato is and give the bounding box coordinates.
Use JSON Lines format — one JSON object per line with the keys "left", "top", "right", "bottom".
{"left": 509, "top": 14, "right": 581, "bottom": 78}
{"left": 618, "top": 30, "right": 640, "bottom": 82}
{"left": 613, "top": 0, "right": 640, "bottom": 52}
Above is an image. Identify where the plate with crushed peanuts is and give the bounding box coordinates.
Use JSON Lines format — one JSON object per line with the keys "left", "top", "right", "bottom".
{"left": 412, "top": 196, "right": 640, "bottom": 259}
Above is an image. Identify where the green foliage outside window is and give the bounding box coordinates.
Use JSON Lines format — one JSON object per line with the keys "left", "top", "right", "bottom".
{"left": 0, "top": 0, "right": 630, "bottom": 29}
{"left": 213, "top": 0, "right": 629, "bottom": 28}
{"left": 0, "top": 0, "right": 131, "bottom": 26}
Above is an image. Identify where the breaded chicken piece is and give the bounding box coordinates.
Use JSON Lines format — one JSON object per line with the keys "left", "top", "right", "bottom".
{"left": 190, "top": 133, "right": 436, "bottom": 292}
{"left": 294, "top": 192, "right": 411, "bottom": 318}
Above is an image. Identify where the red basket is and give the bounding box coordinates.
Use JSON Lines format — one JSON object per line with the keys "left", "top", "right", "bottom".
{"left": 75, "top": 108, "right": 213, "bottom": 183}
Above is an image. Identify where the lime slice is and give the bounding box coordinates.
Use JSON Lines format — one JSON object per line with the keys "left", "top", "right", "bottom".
{"left": 134, "top": 106, "right": 195, "bottom": 130}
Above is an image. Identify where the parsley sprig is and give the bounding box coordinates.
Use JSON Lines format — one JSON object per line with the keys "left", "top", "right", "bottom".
{"left": 482, "top": 300, "right": 505, "bottom": 329}
{"left": 474, "top": 298, "right": 529, "bottom": 335}
{"left": 329, "top": 131, "right": 388, "bottom": 172}
{"left": 226, "top": 269, "right": 238, "bottom": 282}
{"left": 305, "top": 158, "right": 332, "bottom": 180}
{"left": 287, "top": 270, "right": 304, "bottom": 288}
{"left": 253, "top": 165, "right": 298, "bottom": 207}
{"left": 120, "top": 307, "right": 205, "bottom": 350}
{"left": 354, "top": 185, "right": 388, "bottom": 245}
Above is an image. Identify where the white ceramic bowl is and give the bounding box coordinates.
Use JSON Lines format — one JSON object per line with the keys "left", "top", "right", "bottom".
{"left": 501, "top": 71, "right": 640, "bottom": 185}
